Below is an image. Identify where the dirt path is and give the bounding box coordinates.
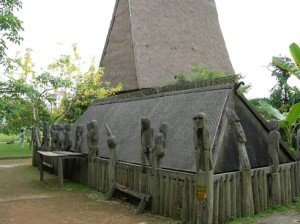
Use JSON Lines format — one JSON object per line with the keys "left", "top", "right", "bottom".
{"left": 0, "top": 159, "right": 171, "bottom": 224}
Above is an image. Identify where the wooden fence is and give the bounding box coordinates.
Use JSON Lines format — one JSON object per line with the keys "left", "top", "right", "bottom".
{"left": 39, "top": 156, "right": 300, "bottom": 224}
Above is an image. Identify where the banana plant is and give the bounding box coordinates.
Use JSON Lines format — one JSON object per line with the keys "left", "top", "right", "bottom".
{"left": 272, "top": 42, "right": 300, "bottom": 79}
{"left": 258, "top": 100, "right": 300, "bottom": 148}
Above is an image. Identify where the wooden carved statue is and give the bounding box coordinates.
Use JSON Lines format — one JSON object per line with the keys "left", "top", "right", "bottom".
{"left": 63, "top": 124, "right": 72, "bottom": 151}
{"left": 50, "top": 124, "right": 58, "bottom": 151}
{"left": 56, "top": 124, "right": 65, "bottom": 151}
{"left": 226, "top": 109, "right": 251, "bottom": 171}
{"left": 152, "top": 122, "right": 169, "bottom": 170}
{"left": 105, "top": 124, "right": 117, "bottom": 185}
{"left": 141, "top": 117, "right": 154, "bottom": 173}
{"left": 75, "top": 124, "right": 85, "bottom": 153}
{"left": 193, "top": 113, "right": 212, "bottom": 172}
{"left": 41, "top": 121, "right": 50, "bottom": 151}
{"left": 32, "top": 126, "right": 40, "bottom": 149}
{"left": 32, "top": 126, "right": 40, "bottom": 167}
{"left": 87, "top": 120, "right": 100, "bottom": 162}
{"left": 268, "top": 119, "right": 280, "bottom": 173}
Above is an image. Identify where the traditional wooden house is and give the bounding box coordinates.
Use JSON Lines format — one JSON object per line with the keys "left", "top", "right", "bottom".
{"left": 52, "top": 81, "right": 297, "bottom": 224}
{"left": 35, "top": 0, "right": 300, "bottom": 223}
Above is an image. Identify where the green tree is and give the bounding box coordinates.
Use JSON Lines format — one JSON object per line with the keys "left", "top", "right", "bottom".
{"left": 0, "top": 45, "right": 122, "bottom": 134}
{"left": 0, "top": 48, "right": 71, "bottom": 134}
{"left": 49, "top": 45, "right": 122, "bottom": 123}
{"left": 268, "top": 57, "right": 300, "bottom": 112}
{"left": 0, "top": 0, "right": 23, "bottom": 64}
{"left": 272, "top": 42, "right": 300, "bottom": 79}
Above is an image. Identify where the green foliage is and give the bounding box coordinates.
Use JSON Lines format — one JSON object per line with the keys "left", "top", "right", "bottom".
{"left": 258, "top": 100, "right": 300, "bottom": 148}
{"left": 228, "top": 199, "right": 300, "bottom": 224}
{"left": 272, "top": 56, "right": 300, "bottom": 79}
{"left": 267, "top": 57, "right": 300, "bottom": 113}
{"left": 175, "top": 66, "right": 251, "bottom": 94}
{"left": 0, "top": 0, "right": 23, "bottom": 64}
{"left": 272, "top": 43, "right": 300, "bottom": 80}
{"left": 49, "top": 45, "right": 122, "bottom": 123}
{"left": 0, "top": 45, "right": 122, "bottom": 133}
{"left": 290, "top": 42, "right": 300, "bottom": 68}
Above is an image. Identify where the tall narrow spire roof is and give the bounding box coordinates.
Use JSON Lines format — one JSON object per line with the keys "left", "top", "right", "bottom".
{"left": 100, "top": 0, "right": 234, "bottom": 91}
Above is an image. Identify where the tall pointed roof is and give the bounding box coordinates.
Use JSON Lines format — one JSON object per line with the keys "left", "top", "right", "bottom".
{"left": 100, "top": 0, "right": 234, "bottom": 91}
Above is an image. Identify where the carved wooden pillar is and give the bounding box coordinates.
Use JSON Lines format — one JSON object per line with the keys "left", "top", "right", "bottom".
{"left": 268, "top": 119, "right": 281, "bottom": 204}
{"left": 105, "top": 124, "right": 118, "bottom": 190}
{"left": 193, "top": 113, "right": 214, "bottom": 224}
{"left": 226, "top": 109, "right": 254, "bottom": 216}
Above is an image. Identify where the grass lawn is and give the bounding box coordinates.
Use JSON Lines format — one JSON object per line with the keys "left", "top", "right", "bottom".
{"left": 0, "top": 142, "right": 32, "bottom": 159}
{"left": 0, "top": 133, "right": 19, "bottom": 141}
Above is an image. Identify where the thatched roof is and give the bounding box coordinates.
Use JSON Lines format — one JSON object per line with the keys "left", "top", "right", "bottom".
{"left": 72, "top": 84, "right": 294, "bottom": 173}
{"left": 100, "top": 0, "right": 234, "bottom": 91}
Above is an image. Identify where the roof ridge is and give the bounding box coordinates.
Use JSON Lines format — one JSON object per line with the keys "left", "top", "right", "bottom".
{"left": 91, "top": 78, "right": 235, "bottom": 106}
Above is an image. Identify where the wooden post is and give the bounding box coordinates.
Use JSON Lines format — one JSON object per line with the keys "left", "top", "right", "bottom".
{"left": 159, "top": 174, "right": 166, "bottom": 215}
{"left": 252, "top": 170, "right": 259, "bottom": 214}
{"left": 241, "top": 169, "right": 254, "bottom": 216}
{"left": 58, "top": 157, "right": 64, "bottom": 189}
{"left": 213, "top": 180, "right": 220, "bottom": 224}
{"left": 225, "top": 175, "right": 231, "bottom": 220}
{"left": 39, "top": 153, "right": 44, "bottom": 182}
{"left": 196, "top": 170, "right": 214, "bottom": 224}
{"left": 231, "top": 174, "right": 237, "bottom": 218}
{"left": 150, "top": 172, "right": 160, "bottom": 214}
{"left": 270, "top": 172, "right": 281, "bottom": 204}
{"left": 164, "top": 174, "right": 170, "bottom": 217}
{"left": 182, "top": 177, "right": 189, "bottom": 222}
{"left": 219, "top": 177, "right": 225, "bottom": 223}
{"left": 188, "top": 177, "right": 194, "bottom": 220}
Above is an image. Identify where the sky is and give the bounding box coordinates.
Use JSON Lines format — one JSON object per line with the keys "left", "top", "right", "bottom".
{"left": 7, "top": 0, "right": 300, "bottom": 99}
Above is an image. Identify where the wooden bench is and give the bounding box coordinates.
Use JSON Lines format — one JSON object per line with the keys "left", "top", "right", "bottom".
{"left": 107, "top": 182, "right": 151, "bottom": 215}
{"left": 42, "top": 162, "right": 53, "bottom": 170}
{"left": 38, "top": 151, "right": 85, "bottom": 189}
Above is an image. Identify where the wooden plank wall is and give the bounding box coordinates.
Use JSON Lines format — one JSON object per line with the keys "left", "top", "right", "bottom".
{"left": 212, "top": 162, "right": 300, "bottom": 224}
{"left": 44, "top": 157, "right": 300, "bottom": 224}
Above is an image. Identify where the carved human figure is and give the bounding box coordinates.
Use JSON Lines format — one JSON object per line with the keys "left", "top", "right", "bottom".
{"left": 56, "top": 124, "right": 65, "bottom": 151}
{"left": 50, "top": 124, "right": 58, "bottom": 151}
{"left": 32, "top": 126, "right": 40, "bottom": 149}
{"left": 41, "top": 121, "right": 50, "bottom": 151}
{"left": 268, "top": 119, "right": 280, "bottom": 173}
{"left": 152, "top": 122, "right": 169, "bottom": 171}
{"left": 75, "top": 124, "right": 85, "bottom": 153}
{"left": 87, "top": 120, "right": 100, "bottom": 162}
{"left": 32, "top": 126, "right": 40, "bottom": 166}
{"left": 63, "top": 124, "right": 72, "bottom": 151}
{"left": 193, "top": 113, "right": 212, "bottom": 173}
{"left": 141, "top": 117, "right": 154, "bottom": 173}
{"left": 105, "top": 124, "right": 117, "bottom": 185}
{"left": 226, "top": 109, "right": 251, "bottom": 171}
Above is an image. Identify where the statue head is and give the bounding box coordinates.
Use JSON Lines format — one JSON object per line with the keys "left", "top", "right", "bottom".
{"left": 226, "top": 109, "right": 239, "bottom": 124}
{"left": 65, "top": 124, "right": 71, "bottom": 132}
{"left": 193, "top": 113, "right": 207, "bottom": 128}
{"left": 76, "top": 124, "right": 84, "bottom": 134}
{"left": 159, "top": 122, "right": 169, "bottom": 135}
{"left": 141, "top": 117, "right": 151, "bottom": 130}
{"left": 57, "top": 124, "right": 64, "bottom": 131}
{"left": 268, "top": 119, "right": 279, "bottom": 131}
